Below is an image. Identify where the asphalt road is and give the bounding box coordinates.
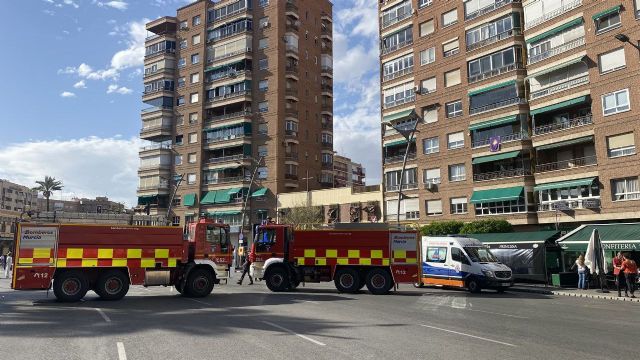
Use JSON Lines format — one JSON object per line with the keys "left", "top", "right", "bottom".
{"left": 1, "top": 275, "right": 638, "bottom": 360}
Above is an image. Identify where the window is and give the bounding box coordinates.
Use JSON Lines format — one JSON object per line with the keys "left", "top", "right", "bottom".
{"left": 177, "top": 96, "right": 185, "bottom": 106}
{"left": 259, "top": 0, "right": 269, "bottom": 7}
{"left": 259, "top": 58, "right": 268, "bottom": 70}
{"left": 443, "top": 38, "right": 460, "bottom": 57}
{"left": 423, "top": 137, "right": 439, "bottom": 154}
{"left": 612, "top": 177, "right": 640, "bottom": 201}
{"left": 538, "top": 182, "right": 600, "bottom": 211}
{"left": 596, "top": 11, "right": 621, "bottom": 33}
{"left": 424, "top": 168, "right": 441, "bottom": 184}
{"left": 451, "top": 197, "right": 468, "bottom": 214}
{"left": 175, "top": 155, "right": 183, "bottom": 166}
{"left": 420, "top": 19, "right": 434, "bottom": 37}
{"left": 381, "top": 1, "right": 412, "bottom": 28}
{"left": 419, "top": 0, "right": 432, "bottom": 9}
{"left": 449, "top": 163, "right": 466, "bottom": 182}
{"left": 420, "top": 47, "right": 435, "bottom": 65}
{"left": 190, "top": 73, "right": 199, "bottom": 83}
{"left": 421, "top": 77, "right": 436, "bottom": 94}
{"left": 192, "top": 34, "right": 201, "bottom": 45}
{"left": 187, "top": 173, "right": 196, "bottom": 185}
{"left": 258, "top": 123, "right": 268, "bottom": 135}
{"left": 447, "top": 132, "right": 464, "bottom": 150}
{"left": 259, "top": 17, "right": 269, "bottom": 28}
{"left": 426, "top": 200, "right": 443, "bottom": 216}
{"left": 258, "top": 101, "right": 268, "bottom": 112}
{"left": 445, "top": 100, "right": 463, "bottom": 118}
{"left": 322, "top": 153, "right": 333, "bottom": 164}
{"left": 188, "top": 153, "right": 197, "bottom": 163}
{"left": 258, "top": 145, "right": 268, "bottom": 157}
{"left": 259, "top": 38, "right": 269, "bottom": 49}
{"left": 175, "top": 135, "right": 183, "bottom": 145}
{"left": 178, "top": 58, "right": 186, "bottom": 68}
{"left": 381, "top": 27, "right": 413, "bottom": 54}
{"left": 180, "top": 20, "right": 188, "bottom": 29}
{"left": 442, "top": 8, "right": 458, "bottom": 27}
{"left": 423, "top": 105, "right": 438, "bottom": 123}
{"left": 385, "top": 169, "right": 417, "bottom": 190}
{"left": 286, "top": 120, "right": 298, "bottom": 132}
{"left": 466, "top": 14, "right": 517, "bottom": 50}
{"left": 189, "top": 113, "right": 198, "bottom": 124}
{"left": 599, "top": 48, "right": 626, "bottom": 74}
{"left": 177, "top": 77, "right": 185, "bottom": 87}
{"left": 444, "top": 69, "right": 461, "bottom": 87}
{"left": 188, "top": 132, "right": 197, "bottom": 144}
{"left": 257, "top": 167, "right": 268, "bottom": 179}
{"left": 607, "top": 133, "right": 636, "bottom": 158}
{"left": 177, "top": 115, "right": 184, "bottom": 125}
{"left": 426, "top": 246, "right": 447, "bottom": 262}
{"left": 468, "top": 46, "right": 521, "bottom": 81}
{"left": 382, "top": 53, "right": 414, "bottom": 81}
{"left": 383, "top": 82, "right": 415, "bottom": 108}
{"left": 193, "top": 15, "right": 201, "bottom": 26}
{"left": 475, "top": 198, "right": 527, "bottom": 215}
{"left": 190, "top": 92, "right": 199, "bottom": 103}
{"left": 602, "top": 89, "right": 630, "bottom": 116}
{"left": 191, "top": 53, "right": 200, "bottom": 64}
{"left": 469, "top": 82, "right": 520, "bottom": 113}
{"left": 259, "top": 80, "right": 268, "bottom": 91}
{"left": 179, "top": 40, "right": 187, "bottom": 49}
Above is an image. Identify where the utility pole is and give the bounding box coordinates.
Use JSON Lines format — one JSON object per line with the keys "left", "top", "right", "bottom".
{"left": 391, "top": 111, "right": 420, "bottom": 225}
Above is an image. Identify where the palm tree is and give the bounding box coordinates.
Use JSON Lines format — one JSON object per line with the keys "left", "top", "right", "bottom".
{"left": 33, "top": 176, "right": 64, "bottom": 212}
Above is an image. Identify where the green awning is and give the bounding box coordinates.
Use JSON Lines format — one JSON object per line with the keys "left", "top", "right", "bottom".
{"left": 469, "top": 115, "right": 519, "bottom": 131}
{"left": 466, "top": 231, "right": 560, "bottom": 244}
{"left": 209, "top": 210, "right": 242, "bottom": 216}
{"left": 530, "top": 96, "right": 589, "bottom": 115}
{"left": 470, "top": 186, "right": 524, "bottom": 204}
{"left": 214, "top": 191, "right": 232, "bottom": 204}
{"left": 382, "top": 109, "right": 416, "bottom": 123}
{"left": 183, "top": 193, "right": 196, "bottom": 207}
{"left": 383, "top": 138, "right": 415, "bottom": 147}
{"left": 526, "top": 56, "right": 586, "bottom": 79}
{"left": 137, "top": 195, "right": 158, "bottom": 205}
{"left": 534, "top": 177, "right": 596, "bottom": 192}
{"left": 536, "top": 136, "right": 593, "bottom": 151}
{"left": 472, "top": 150, "right": 521, "bottom": 165}
{"left": 592, "top": 5, "right": 621, "bottom": 20}
{"left": 251, "top": 187, "right": 268, "bottom": 197}
{"left": 556, "top": 223, "right": 640, "bottom": 251}
{"left": 226, "top": 187, "right": 244, "bottom": 195}
{"left": 468, "top": 80, "right": 516, "bottom": 97}
{"left": 201, "top": 191, "right": 218, "bottom": 205}
{"left": 185, "top": 212, "right": 195, "bottom": 216}
{"left": 526, "top": 18, "right": 584, "bottom": 44}
{"left": 204, "top": 60, "right": 243, "bottom": 73}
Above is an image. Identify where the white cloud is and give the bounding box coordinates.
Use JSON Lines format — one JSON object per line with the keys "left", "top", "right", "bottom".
{"left": 73, "top": 80, "right": 86, "bottom": 89}
{"left": 63, "top": 0, "right": 80, "bottom": 9}
{"left": 94, "top": 1, "right": 129, "bottom": 10}
{"left": 107, "top": 84, "right": 133, "bottom": 95}
{"left": 43, "top": 9, "right": 55, "bottom": 16}
{"left": 60, "top": 91, "right": 76, "bottom": 98}
{"left": 0, "top": 137, "right": 140, "bottom": 207}
{"left": 58, "top": 63, "right": 119, "bottom": 80}
{"left": 43, "top": 0, "right": 54, "bottom": 3}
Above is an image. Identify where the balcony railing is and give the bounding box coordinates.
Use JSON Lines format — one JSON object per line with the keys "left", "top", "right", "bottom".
{"left": 285, "top": 88, "right": 298, "bottom": 97}
{"left": 285, "top": 152, "right": 299, "bottom": 160}
{"left": 321, "top": 65, "right": 333, "bottom": 73}
{"left": 535, "top": 155, "right": 597, "bottom": 173}
{"left": 207, "top": 154, "right": 250, "bottom": 165}
{"left": 321, "top": 121, "right": 332, "bottom": 130}
{"left": 141, "top": 106, "right": 172, "bottom": 114}
{"left": 207, "top": 48, "right": 252, "bottom": 64}
{"left": 472, "top": 131, "right": 528, "bottom": 148}
{"left": 286, "top": 21, "right": 299, "bottom": 32}
{"left": 530, "top": 75, "right": 589, "bottom": 100}
{"left": 321, "top": 162, "right": 333, "bottom": 170}
{"left": 285, "top": 109, "right": 299, "bottom": 117}
{"left": 207, "top": 26, "right": 251, "bottom": 43}
{"left": 470, "top": 97, "right": 527, "bottom": 115}
{"left": 321, "top": 141, "right": 333, "bottom": 149}
{"left": 528, "top": 37, "right": 585, "bottom": 65}
{"left": 285, "top": 1, "right": 298, "bottom": 13}
{"left": 465, "top": 0, "right": 519, "bottom": 21}
{"left": 538, "top": 198, "right": 600, "bottom": 212}
{"left": 473, "top": 168, "right": 531, "bottom": 182}
{"left": 144, "top": 48, "right": 175, "bottom": 60}
{"left": 468, "top": 62, "right": 524, "bottom": 84}
{"left": 209, "top": 5, "right": 249, "bottom": 23}
{"left": 140, "top": 124, "right": 172, "bottom": 133}
{"left": 525, "top": 0, "right": 582, "bottom": 29}
{"left": 204, "top": 176, "right": 247, "bottom": 185}
{"left": 207, "top": 90, "right": 251, "bottom": 103}
{"left": 466, "top": 28, "right": 521, "bottom": 52}
{"left": 381, "top": 39, "right": 413, "bottom": 56}
{"left": 444, "top": 48, "right": 460, "bottom": 58}
{"left": 285, "top": 174, "right": 299, "bottom": 181}
{"left": 386, "top": 183, "right": 419, "bottom": 192}
{"left": 384, "top": 153, "right": 417, "bottom": 164}
{"left": 285, "top": 44, "right": 299, "bottom": 54}
{"left": 139, "top": 143, "right": 172, "bottom": 152}
{"left": 381, "top": 5, "right": 413, "bottom": 29}
{"left": 138, "top": 183, "right": 170, "bottom": 191}
{"left": 383, "top": 66, "right": 414, "bottom": 82}
{"left": 384, "top": 94, "right": 415, "bottom": 109}
{"left": 285, "top": 65, "right": 299, "bottom": 76}
{"left": 143, "top": 86, "right": 174, "bottom": 95}
{"left": 206, "top": 110, "right": 252, "bottom": 124}
{"left": 321, "top": 104, "right": 332, "bottom": 112}
{"left": 321, "top": 84, "right": 333, "bottom": 92}
{"left": 205, "top": 133, "right": 249, "bottom": 144}
{"left": 206, "top": 70, "right": 251, "bottom": 83}
{"left": 423, "top": 179, "right": 441, "bottom": 188}
{"left": 533, "top": 114, "right": 592, "bottom": 136}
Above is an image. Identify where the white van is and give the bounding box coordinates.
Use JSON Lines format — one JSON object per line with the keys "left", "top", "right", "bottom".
{"left": 418, "top": 236, "right": 513, "bottom": 293}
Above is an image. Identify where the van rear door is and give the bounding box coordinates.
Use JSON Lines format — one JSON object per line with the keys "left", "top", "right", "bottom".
{"left": 423, "top": 242, "right": 450, "bottom": 286}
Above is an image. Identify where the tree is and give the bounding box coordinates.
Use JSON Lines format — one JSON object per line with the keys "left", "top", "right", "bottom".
{"left": 420, "top": 221, "right": 464, "bottom": 236}
{"left": 280, "top": 201, "right": 324, "bottom": 230}
{"left": 33, "top": 176, "right": 64, "bottom": 212}
{"left": 459, "top": 219, "right": 512, "bottom": 234}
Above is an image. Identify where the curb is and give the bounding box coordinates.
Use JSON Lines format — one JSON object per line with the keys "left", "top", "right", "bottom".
{"left": 510, "top": 287, "right": 640, "bottom": 303}
{"left": 509, "top": 287, "right": 553, "bottom": 295}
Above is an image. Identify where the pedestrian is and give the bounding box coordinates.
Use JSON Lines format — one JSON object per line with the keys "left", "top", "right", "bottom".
{"left": 613, "top": 251, "right": 627, "bottom": 297}
{"left": 571, "top": 254, "right": 588, "bottom": 290}
{"left": 620, "top": 253, "right": 637, "bottom": 298}
{"left": 0, "top": 253, "right": 5, "bottom": 270}
{"left": 237, "top": 252, "right": 253, "bottom": 285}
{"left": 3, "top": 252, "right": 12, "bottom": 279}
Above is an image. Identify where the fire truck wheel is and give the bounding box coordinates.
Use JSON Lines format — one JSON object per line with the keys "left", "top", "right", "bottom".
{"left": 53, "top": 270, "right": 89, "bottom": 302}
{"left": 365, "top": 269, "right": 393, "bottom": 295}
{"left": 95, "top": 270, "right": 130, "bottom": 300}
{"left": 334, "top": 268, "right": 361, "bottom": 293}
{"left": 264, "top": 266, "right": 290, "bottom": 292}
{"left": 185, "top": 268, "right": 215, "bottom": 297}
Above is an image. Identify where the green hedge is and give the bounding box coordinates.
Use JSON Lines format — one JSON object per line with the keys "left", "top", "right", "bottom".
{"left": 420, "top": 219, "right": 512, "bottom": 236}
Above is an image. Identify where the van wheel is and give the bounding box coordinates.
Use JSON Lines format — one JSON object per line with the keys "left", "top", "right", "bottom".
{"left": 467, "top": 278, "right": 482, "bottom": 293}
{"left": 95, "top": 270, "right": 129, "bottom": 300}
{"left": 334, "top": 268, "right": 361, "bottom": 293}
{"left": 265, "top": 266, "right": 290, "bottom": 292}
{"left": 185, "top": 269, "right": 214, "bottom": 297}
{"left": 53, "top": 270, "right": 89, "bottom": 302}
{"left": 365, "top": 269, "right": 393, "bottom": 295}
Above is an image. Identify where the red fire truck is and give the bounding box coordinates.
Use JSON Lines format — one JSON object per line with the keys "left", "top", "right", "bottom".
{"left": 11, "top": 219, "right": 232, "bottom": 302}
{"left": 250, "top": 223, "right": 420, "bottom": 294}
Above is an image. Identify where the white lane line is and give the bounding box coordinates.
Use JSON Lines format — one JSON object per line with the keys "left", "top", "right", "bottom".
{"left": 185, "top": 298, "right": 211, "bottom": 306}
{"left": 419, "top": 324, "right": 516, "bottom": 347}
{"left": 464, "top": 308, "right": 528, "bottom": 319}
{"left": 95, "top": 308, "right": 111, "bottom": 323}
{"left": 303, "top": 300, "right": 320, "bottom": 305}
{"left": 117, "top": 342, "right": 127, "bottom": 360}
{"left": 262, "top": 321, "right": 326, "bottom": 346}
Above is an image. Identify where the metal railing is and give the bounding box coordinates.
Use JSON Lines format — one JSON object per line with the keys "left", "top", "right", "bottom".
{"left": 207, "top": 154, "right": 250, "bottom": 164}
{"left": 144, "top": 48, "right": 175, "bottom": 60}
{"left": 143, "top": 67, "right": 174, "bottom": 78}
{"left": 468, "top": 62, "right": 524, "bottom": 84}
{"left": 207, "top": 90, "right": 251, "bottom": 103}
{"left": 472, "top": 131, "right": 528, "bottom": 148}
{"left": 386, "top": 183, "right": 419, "bottom": 192}
{"left": 533, "top": 114, "right": 592, "bottom": 136}
{"left": 286, "top": 21, "right": 299, "bottom": 32}
{"left": 444, "top": 48, "right": 460, "bottom": 58}
{"left": 285, "top": 152, "right": 299, "bottom": 160}
{"left": 209, "top": 5, "right": 249, "bottom": 23}
{"left": 525, "top": 0, "right": 582, "bottom": 29}
{"left": 206, "top": 110, "right": 252, "bottom": 123}
{"left": 207, "top": 26, "right": 251, "bottom": 43}
{"left": 207, "top": 48, "right": 252, "bottom": 64}
{"left": 285, "top": 88, "right": 298, "bottom": 97}
{"left": 381, "top": 39, "right": 413, "bottom": 56}
{"left": 535, "top": 155, "right": 597, "bottom": 173}
{"left": 140, "top": 124, "right": 172, "bottom": 133}
{"left": 530, "top": 75, "right": 589, "bottom": 100}
{"left": 141, "top": 106, "right": 172, "bottom": 114}
{"left": 285, "top": 1, "right": 298, "bottom": 12}
{"left": 381, "top": 5, "right": 413, "bottom": 29}
{"left": 321, "top": 163, "right": 334, "bottom": 170}
{"left": 467, "top": 28, "right": 521, "bottom": 52}
{"left": 321, "top": 65, "right": 333, "bottom": 73}
{"left": 203, "top": 176, "right": 246, "bottom": 185}
{"left": 206, "top": 70, "right": 251, "bottom": 83}
{"left": 538, "top": 198, "right": 600, "bottom": 212}
{"left": 142, "top": 86, "right": 174, "bottom": 95}
{"left": 286, "top": 66, "right": 299, "bottom": 75}
{"left": 473, "top": 168, "right": 531, "bottom": 182}
{"left": 321, "top": 84, "right": 333, "bottom": 92}
{"left": 384, "top": 94, "right": 415, "bottom": 109}
{"left": 384, "top": 153, "right": 417, "bottom": 164}
{"left": 469, "top": 98, "right": 527, "bottom": 115}
{"left": 139, "top": 143, "right": 172, "bottom": 152}
{"left": 285, "top": 174, "right": 299, "bottom": 180}
{"left": 321, "top": 141, "right": 333, "bottom": 149}
{"left": 465, "top": 0, "right": 519, "bottom": 21}
{"left": 383, "top": 66, "right": 414, "bottom": 82}
{"left": 528, "top": 37, "right": 585, "bottom": 65}
{"left": 205, "top": 133, "right": 249, "bottom": 144}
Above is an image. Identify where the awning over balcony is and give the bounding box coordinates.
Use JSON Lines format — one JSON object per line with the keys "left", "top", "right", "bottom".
{"left": 526, "top": 17, "right": 584, "bottom": 44}
{"left": 534, "top": 177, "right": 597, "bottom": 192}
{"left": 201, "top": 191, "right": 218, "bottom": 205}
{"left": 204, "top": 60, "right": 243, "bottom": 73}
{"left": 383, "top": 137, "right": 415, "bottom": 147}
{"left": 530, "top": 95, "right": 589, "bottom": 115}
{"left": 251, "top": 187, "right": 268, "bottom": 197}
{"left": 592, "top": 5, "right": 621, "bottom": 20}
{"left": 472, "top": 150, "right": 521, "bottom": 165}
{"left": 470, "top": 186, "right": 524, "bottom": 204}
{"left": 536, "top": 135, "right": 593, "bottom": 151}
{"left": 525, "top": 56, "right": 586, "bottom": 79}
{"left": 469, "top": 115, "right": 519, "bottom": 131}
{"left": 382, "top": 109, "right": 416, "bottom": 123}
{"left": 183, "top": 193, "right": 196, "bottom": 207}
{"left": 468, "top": 80, "right": 516, "bottom": 97}
{"left": 137, "top": 195, "right": 158, "bottom": 205}
{"left": 207, "top": 210, "right": 242, "bottom": 216}
{"left": 556, "top": 223, "right": 640, "bottom": 251}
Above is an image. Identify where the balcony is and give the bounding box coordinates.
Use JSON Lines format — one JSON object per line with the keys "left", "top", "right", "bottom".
{"left": 285, "top": 174, "right": 299, "bottom": 181}
{"left": 469, "top": 97, "right": 527, "bottom": 115}
{"left": 284, "top": 130, "right": 298, "bottom": 140}
{"left": 286, "top": 20, "right": 299, "bottom": 32}
{"left": 530, "top": 75, "right": 589, "bottom": 100}
{"left": 286, "top": 65, "right": 299, "bottom": 76}
{"left": 321, "top": 104, "right": 332, "bottom": 112}
{"left": 465, "top": 0, "right": 519, "bottom": 21}
{"left": 466, "top": 28, "right": 522, "bottom": 52}
{"left": 384, "top": 94, "right": 415, "bottom": 109}
{"left": 383, "top": 66, "right": 414, "bottom": 82}
{"left": 139, "top": 143, "right": 172, "bottom": 153}
{"left": 468, "top": 62, "right": 524, "bottom": 84}
{"left": 285, "top": 108, "right": 299, "bottom": 118}
{"left": 285, "top": 88, "right": 298, "bottom": 98}
{"left": 284, "top": 152, "right": 299, "bottom": 161}
{"left": 285, "top": 0, "right": 298, "bottom": 14}
{"left": 206, "top": 110, "right": 252, "bottom": 124}
{"left": 528, "top": 37, "right": 585, "bottom": 65}
{"left": 474, "top": 168, "right": 532, "bottom": 182}
{"left": 535, "top": 155, "right": 597, "bottom": 173}
{"left": 321, "top": 84, "right": 333, "bottom": 93}
{"left": 207, "top": 154, "right": 250, "bottom": 165}
{"left": 204, "top": 176, "right": 247, "bottom": 185}
{"left": 206, "top": 70, "right": 251, "bottom": 84}
{"left": 472, "top": 131, "right": 529, "bottom": 148}
{"left": 207, "top": 23, "right": 252, "bottom": 43}
{"left": 321, "top": 141, "right": 333, "bottom": 150}
{"left": 533, "top": 114, "right": 592, "bottom": 136}
{"left": 208, "top": 47, "right": 252, "bottom": 64}
{"left": 140, "top": 124, "right": 172, "bottom": 140}
{"left": 321, "top": 65, "right": 333, "bottom": 75}
{"left": 381, "top": 39, "right": 413, "bottom": 56}
{"left": 321, "top": 121, "right": 332, "bottom": 130}
{"left": 205, "top": 133, "right": 249, "bottom": 145}
{"left": 384, "top": 152, "right": 417, "bottom": 164}
{"left": 321, "top": 162, "right": 333, "bottom": 170}
{"left": 525, "top": 0, "right": 583, "bottom": 30}
{"left": 285, "top": 44, "right": 299, "bottom": 55}
{"left": 208, "top": 4, "right": 249, "bottom": 23}
{"left": 144, "top": 48, "right": 175, "bottom": 60}
{"left": 381, "top": 5, "right": 412, "bottom": 30}
{"left": 137, "top": 183, "right": 170, "bottom": 191}
{"left": 206, "top": 90, "right": 251, "bottom": 104}
{"left": 538, "top": 198, "right": 600, "bottom": 212}
{"left": 386, "top": 183, "right": 419, "bottom": 192}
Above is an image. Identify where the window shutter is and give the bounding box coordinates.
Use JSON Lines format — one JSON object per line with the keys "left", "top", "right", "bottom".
{"left": 524, "top": 1, "right": 544, "bottom": 25}
{"left": 386, "top": 200, "right": 398, "bottom": 215}
{"left": 599, "top": 48, "right": 626, "bottom": 73}
{"left": 442, "top": 9, "right": 458, "bottom": 25}
{"left": 445, "top": 69, "right": 461, "bottom": 87}
{"left": 422, "top": 77, "right": 436, "bottom": 92}
{"left": 451, "top": 197, "right": 467, "bottom": 205}
{"left": 420, "top": 19, "right": 434, "bottom": 36}
{"left": 608, "top": 133, "right": 635, "bottom": 149}
{"left": 425, "top": 168, "right": 440, "bottom": 180}
{"left": 427, "top": 200, "right": 442, "bottom": 214}
{"left": 448, "top": 132, "right": 464, "bottom": 143}
{"left": 423, "top": 105, "right": 438, "bottom": 123}
{"left": 443, "top": 39, "right": 459, "bottom": 52}
{"left": 403, "top": 198, "right": 419, "bottom": 212}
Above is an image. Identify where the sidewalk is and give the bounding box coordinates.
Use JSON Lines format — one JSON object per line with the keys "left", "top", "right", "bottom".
{"left": 510, "top": 283, "right": 640, "bottom": 303}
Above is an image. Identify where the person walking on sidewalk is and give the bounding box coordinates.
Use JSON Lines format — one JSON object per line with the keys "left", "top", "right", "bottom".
{"left": 571, "top": 254, "right": 589, "bottom": 290}
{"left": 613, "top": 252, "right": 627, "bottom": 297}
{"left": 237, "top": 253, "right": 253, "bottom": 285}
{"left": 620, "top": 253, "right": 637, "bottom": 298}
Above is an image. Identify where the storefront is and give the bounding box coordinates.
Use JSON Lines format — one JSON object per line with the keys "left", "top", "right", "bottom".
{"left": 466, "top": 231, "right": 561, "bottom": 283}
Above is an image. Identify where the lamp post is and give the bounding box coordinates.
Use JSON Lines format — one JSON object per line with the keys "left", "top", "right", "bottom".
{"left": 614, "top": 33, "right": 640, "bottom": 51}
{"left": 166, "top": 173, "right": 184, "bottom": 225}
{"left": 390, "top": 112, "right": 421, "bottom": 225}
{"left": 238, "top": 155, "right": 265, "bottom": 249}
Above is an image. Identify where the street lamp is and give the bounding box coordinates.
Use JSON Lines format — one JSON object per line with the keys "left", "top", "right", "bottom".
{"left": 615, "top": 33, "right": 640, "bottom": 51}
{"left": 390, "top": 112, "right": 421, "bottom": 225}
{"left": 238, "top": 155, "right": 265, "bottom": 247}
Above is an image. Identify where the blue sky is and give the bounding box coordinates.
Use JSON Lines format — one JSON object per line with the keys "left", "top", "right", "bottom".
{"left": 0, "top": 0, "right": 381, "bottom": 206}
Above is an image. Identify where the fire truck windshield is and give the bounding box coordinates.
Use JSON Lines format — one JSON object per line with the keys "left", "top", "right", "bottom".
{"left": 255, "top": 229, "right": 277, "bottom": 252}
{"left": 206, "top": 225, "right": 229, "bottom": 251}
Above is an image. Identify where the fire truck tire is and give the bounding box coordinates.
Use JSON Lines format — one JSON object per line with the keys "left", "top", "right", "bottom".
{"left": 264, "top": 266, "right": 290, "bottom": 292}
{"left": 185, "top": 268, "right": 215, "bottom": 297}
{"left": 53, "top": 270, "right": 89, "bottom": 302}
{"left": 95, "top": 270, "right": 130, "bottom": 300}
{"left": 365, "top": 269, "right": 393, "bottom": 295}
{"left": 334, "top": 268, "right": 361, "bottom": 293}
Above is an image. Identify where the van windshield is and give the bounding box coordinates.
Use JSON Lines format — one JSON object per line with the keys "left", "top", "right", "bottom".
{"left": 464, "top": 247, "right": 498, "bottom": 263}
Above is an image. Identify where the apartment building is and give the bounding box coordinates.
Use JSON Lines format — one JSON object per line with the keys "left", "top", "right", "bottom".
{"left": 333, "top": 154, "right": 366, "bottom": 187}
{"left": 0, "top": 179, "right": 38, "bottom": 214}
{"left": 36, "top": 196, "right": 125, "bottom": 214}
{"left": 378, "top": 0, "right": 640, "bottom": 229}
{"left": 138, "top": 0, "right": 334, "bottom": 240}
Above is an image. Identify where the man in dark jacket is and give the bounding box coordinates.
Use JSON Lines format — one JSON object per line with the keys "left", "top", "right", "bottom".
{"left": 237, "top": 255, "right": 253, "bottom": 285}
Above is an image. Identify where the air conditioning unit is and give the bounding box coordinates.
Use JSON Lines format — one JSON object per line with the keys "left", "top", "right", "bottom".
{"left": 414, "top": 85, "right": 421, "bottom": 93}
{"left": 425, "top": 182, "right": 437, "bottom": 191}
{"left": 262, "top": 22, "right": 271, "bottom": 28}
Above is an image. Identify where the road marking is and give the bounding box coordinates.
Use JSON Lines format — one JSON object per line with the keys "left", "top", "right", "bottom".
{"left": 95, "top": 308, "right": 111, "bottom": 323}
{"left": 262, "top": 321, "right": 326, "bottom": 346}
{"left": 419, "top": 324, "right": 516, "bottom": 347}
{"left": 185, "top": 298, "right": 211, "bottom": 306}
{"left": 303, "top": 300, "right": 320, "bottom": 305}
{"left": 464, "top": 308, "right": 528, "bottom": 319}
{"left": 117, "top": 342, "right": 127, "bottom": 360}
{"left": 169, "top": 286, "right": 174, "bottom": 293}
